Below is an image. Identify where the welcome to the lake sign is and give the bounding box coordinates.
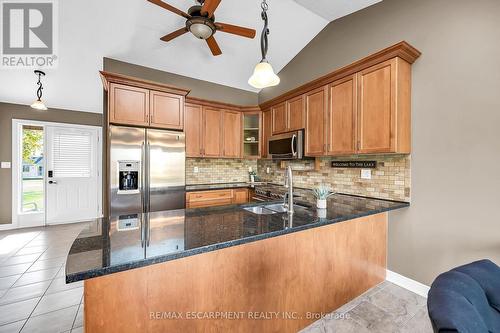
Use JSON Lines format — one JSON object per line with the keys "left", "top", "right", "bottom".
{"left": 331, "top": 161, "right": 377, "bottom": 168}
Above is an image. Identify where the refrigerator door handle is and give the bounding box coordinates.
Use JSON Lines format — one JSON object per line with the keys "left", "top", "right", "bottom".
{"left": 146, "top": 141, "right": 151, "bottom": 213}
{"left": 141, "top": 141, "right": 146, "bottom": 214}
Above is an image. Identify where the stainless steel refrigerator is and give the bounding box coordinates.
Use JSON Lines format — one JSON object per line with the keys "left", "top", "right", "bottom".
{"left": 109, "top": 125, "right": 185, "bottom": 216}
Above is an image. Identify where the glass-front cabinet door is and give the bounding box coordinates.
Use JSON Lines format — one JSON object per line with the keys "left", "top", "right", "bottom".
{"left": 242, "top": 112, "right": 261, "bottom": 158}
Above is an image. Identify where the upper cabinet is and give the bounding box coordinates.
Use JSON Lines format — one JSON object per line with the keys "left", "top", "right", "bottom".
{"left": 101, "top": 71, "right": 189, "bottom": 131}
{"left": 271, "top": 97, "right": 305, "bottom": 135}
{"left": 185, "top": 104, "right": 244, "bottom": 159}
{"left": 287, "top": 96, "right": 305, "bottom": 131}
{"left": 271, "top": 103, "right": 287, "bottom": 134}
{"left": 150, "top": 90, "right": 184, "bottom": 130}
{"left": 305, "top": 87, "right": 328, "bottom": 156}
{"left": 203, "top": 107, "right": 223, "bottom": 157}
{"left": 185, "top": 103, "right": 203, "bottom": 157}
{"left": 260, "top": 42, "right": 420, "bottom": 157}
{"left": 262, "top": 110, "right": 272, "bottom": 159}
{"left": 242, "top": 112, "right": 261, "bottom": 159}
{"left": 357, "top": 58, "right": 410, "bottom": 154}
{"left": 109, "top": 83, "right": 150, "bottom": 127}
{"left": 327, "top": 75, "right": 357, "bottom": 155}
{"left": 222, "top": 110, "right": 242, "bottom": 158}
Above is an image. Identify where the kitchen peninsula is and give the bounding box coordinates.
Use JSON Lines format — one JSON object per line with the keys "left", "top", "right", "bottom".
{"left": 66, "top": 194, "right": 408, "bottom": 333}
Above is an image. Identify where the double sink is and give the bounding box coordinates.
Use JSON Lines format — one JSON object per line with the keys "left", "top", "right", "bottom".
{"left": 243, "top": 203, "right": 308, "bottom": 215}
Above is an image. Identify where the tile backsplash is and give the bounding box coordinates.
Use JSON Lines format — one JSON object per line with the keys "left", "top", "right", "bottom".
{"left": 257, "top": 155, "right": 411, "bottom": 202}
{"left": 186, "top": 158, "right": 257, "bottom": 185}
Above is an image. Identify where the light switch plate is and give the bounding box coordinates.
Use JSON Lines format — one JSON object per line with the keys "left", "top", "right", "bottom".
{"left": 361, "top": 169, "right": 372, "bottom": 180}
{"left": 193, "top": 167, "right": 199, "bottom": 173}
{"left": 1, "top": 162, "right": 11, "bottom": 169}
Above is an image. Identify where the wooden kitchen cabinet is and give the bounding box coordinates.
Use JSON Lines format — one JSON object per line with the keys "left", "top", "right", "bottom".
{"left": 286, "top": 96, "right": 305, "bottom": 131}
{"left": 327, "top": 75, "right": 357, "bottom": 155}
{"left": 261, "top": 110, "right": 272, "bottom": 158}
{"left": 242, "top": 112, "right": 261, "bottom": 159}
{"left": 203, "top": 107, "right": 223, "bottom": 157}
{"left": 232, "top": 188, "right": 249, "bottom": 204}
{"left": 109, "top": 83, "right": 149, "bottom": 127}
{"left": 185, "top": 103, "right": 203, "bottom": 157}
{"left": 222, "top": 110, "right": 242, "bottom": 158}
{"left": 271, "top": 103, "right": 287, "bottom": 134}
{"left": 106, "top": 77, "right": 186, "bottom": 130}
{"left": 185, "top": 105, "right": 243, "bottom": 158}
{"left": 271, "top": 97, "right": 305, "bottom": 135}
{"left": 186, "top": 190, "right": 233, "bottom": 208}
{"left": 150, "top": 90, "right": 184, "bottom": 130}
{"left": 357, "top": 58, "right": 411, "bottom": 154}
{"left": 186, "top": 188, "right": 248, "bottom": 208}
{"left": 305, "top": 86, "right": 328, "bottom": 156}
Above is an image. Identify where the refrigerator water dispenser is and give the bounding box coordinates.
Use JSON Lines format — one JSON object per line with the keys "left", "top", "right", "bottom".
{"left": 118, "top": 161, "right": 140, "bottom": 194}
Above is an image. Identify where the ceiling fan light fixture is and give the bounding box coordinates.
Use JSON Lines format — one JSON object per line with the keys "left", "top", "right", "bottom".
{"left": 248, "top": 61, "right": 280, "bottom": 89}
{"left": 187, "top": 17, "right": 215, "bottom": 40}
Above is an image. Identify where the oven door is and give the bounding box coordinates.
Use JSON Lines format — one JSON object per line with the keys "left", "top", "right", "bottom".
{"left": 268, "top": 131, "right": 303, "bottom": 160}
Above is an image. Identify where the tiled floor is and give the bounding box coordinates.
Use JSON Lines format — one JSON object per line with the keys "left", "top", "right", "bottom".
{"left": 0, "top": 224, "right": 433, "bottom": 333}
{"left": 300, "top": 281, "right": 433, "bottom": 333}
{"left": 0, "top": 223, "right": 85, "bottom": 333}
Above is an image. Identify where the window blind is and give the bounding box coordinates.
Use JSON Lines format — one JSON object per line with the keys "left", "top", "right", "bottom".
{"left": 52, "top": 132, "right": 92, "bottom": 178}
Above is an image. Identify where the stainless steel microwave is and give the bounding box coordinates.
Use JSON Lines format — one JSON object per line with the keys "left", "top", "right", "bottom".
{"left": 268, "top": 130, "right": 304, "bottom": 160}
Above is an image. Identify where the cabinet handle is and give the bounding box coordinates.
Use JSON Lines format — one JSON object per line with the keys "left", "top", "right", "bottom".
{"left": 357, "top": 141, "right": 361, "bottom": 150}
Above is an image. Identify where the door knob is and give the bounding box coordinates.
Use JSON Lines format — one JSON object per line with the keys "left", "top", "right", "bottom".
{"left": 48, "top": 180, "right": 57, "bottom": 184}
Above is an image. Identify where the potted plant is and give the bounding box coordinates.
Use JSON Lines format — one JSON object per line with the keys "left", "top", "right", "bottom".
{"left": 312, "top": 185, "right": 334, "bottom": 209}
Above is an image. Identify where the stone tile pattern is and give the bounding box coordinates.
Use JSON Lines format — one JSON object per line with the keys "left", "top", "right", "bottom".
{"left": 186, "top": 158, "right": 258, "bottom": 185}
{"left": 0, "top": 223, "right": 86, "bottom": 333}
{"left": 300, "top": 281, "right": 432, "bottom": 333}
{"left": 258, "top": 155, "right": 411, "bottom": 202}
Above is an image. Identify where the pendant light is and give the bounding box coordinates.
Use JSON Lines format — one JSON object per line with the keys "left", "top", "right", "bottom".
{"left": 248, "top": 0, "right": 280, "bottom": 89}
{"left": 30, "top": 70, "right": 48, "bottom": 110}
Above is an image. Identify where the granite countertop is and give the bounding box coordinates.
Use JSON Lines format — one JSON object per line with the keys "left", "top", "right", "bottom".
{"left": 185, "top": 182, "right": 265, "bottom": 191}
{"left": 65, "top": 194, "right": 409, "bottom": 283}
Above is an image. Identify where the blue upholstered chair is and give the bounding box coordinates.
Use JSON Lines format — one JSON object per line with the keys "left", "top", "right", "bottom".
{"left": 427, "top": 259, "right": 500, "bottom": 333}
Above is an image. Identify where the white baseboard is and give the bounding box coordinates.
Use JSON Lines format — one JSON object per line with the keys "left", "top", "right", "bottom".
{"left": 386, "top": 270, "right": 430, "bottom": 298}
{"left": 0, "top": 223, "right": 16, "bottom": 231}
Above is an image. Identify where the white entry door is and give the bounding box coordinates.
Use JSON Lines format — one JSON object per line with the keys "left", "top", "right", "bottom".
{"left": 45, "top": 126, "right": 101, "bottom": 224}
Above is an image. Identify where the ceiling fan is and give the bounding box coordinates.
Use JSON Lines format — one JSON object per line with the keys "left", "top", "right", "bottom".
{"left": 147, "top": 0, "right": 256, "bottom": 56}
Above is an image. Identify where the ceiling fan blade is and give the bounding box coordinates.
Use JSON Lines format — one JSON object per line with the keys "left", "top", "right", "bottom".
{"left": 147, "top": 0, "right": 191, "bottom": 19}
{"left": 206, "top": 36, "right": 222, "bottom": 56}
{"left": 200, "top": 0, "right": 221, "bottom": 18}
{"left": 216, "top": 23, "right": 256, "bottom": 39}
{"left": 160, "top": 27, "right": 188, "bottom": 42}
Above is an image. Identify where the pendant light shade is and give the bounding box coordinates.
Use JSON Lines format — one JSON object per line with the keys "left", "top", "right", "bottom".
{"left": 248, "top": 0, "right": 280, "bottom": 89}
{"left": 248, "top": 61, "right": 280, "bottom": 89}
{"left": 30, "top": 99, "right": 48, "bottom": 110}
{"left": 30, "top": 70, "right": 48, "bottom": 111}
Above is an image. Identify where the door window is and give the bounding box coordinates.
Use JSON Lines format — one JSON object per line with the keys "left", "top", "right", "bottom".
{"left": 21, "top": 125, "right": 44, "bottom": 213}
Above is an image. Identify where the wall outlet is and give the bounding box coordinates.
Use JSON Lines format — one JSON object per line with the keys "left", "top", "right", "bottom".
{"left": 266, "top": 167, "right": 270, "bottom": 174}
{"left": 1, "top": 162, "right": 11, "bottom": 169}
{"left": 361, "top": 169, "right": 372, "bottom": 180}
{"left": 193, "top": 166, "right": 199, "bottom": 173}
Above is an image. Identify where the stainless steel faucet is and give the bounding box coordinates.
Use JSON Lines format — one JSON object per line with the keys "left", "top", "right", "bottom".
{"left": 284, "top": 166, "right": 294, "bottom": 214}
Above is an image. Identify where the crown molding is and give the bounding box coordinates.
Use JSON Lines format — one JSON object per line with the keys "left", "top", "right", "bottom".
{"left": 100, "top": 71, "right": 191, "bottom": 96}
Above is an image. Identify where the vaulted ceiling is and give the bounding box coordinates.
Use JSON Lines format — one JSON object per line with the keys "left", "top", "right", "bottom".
{"left": 0, "top": 0, "right": 382, "bottom": 113}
